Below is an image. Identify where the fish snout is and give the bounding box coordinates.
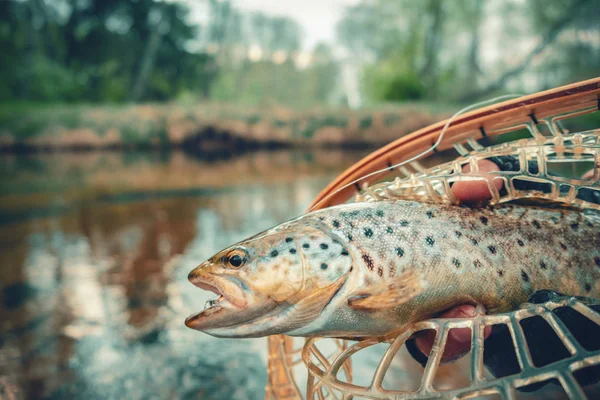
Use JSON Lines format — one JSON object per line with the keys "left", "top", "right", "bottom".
{"left": 188, "top": 260, "right": 213, "bottom": 284}
{"left": 187, "top": 266, "right": 201, "bottom": 284}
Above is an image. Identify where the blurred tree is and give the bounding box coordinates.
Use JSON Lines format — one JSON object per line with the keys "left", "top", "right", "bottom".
{"left": 527, "top": 0, "right": 599, "bottom": 89}
{"left": 2, "top": 0, "right": 597, "bottom": 107}
{"left": 0, "top": 0, "right": 216, "bottom": 102}
{"left": 337, "top": 0, "right": 439, "bottom": 101}
{"left": 336, "top": 0, "right": 598, "bottom": 104}
{"left": 208, "top": 10, "right": 333, "bottom": 108}
{"left": 459, "top": 0, "right": 594, "bottom": 101}
{"left": 309, "top": 43, "right": 339, "bottom": 103}
{"left": 0, "top": 0, "right": 341, "bottom": 107}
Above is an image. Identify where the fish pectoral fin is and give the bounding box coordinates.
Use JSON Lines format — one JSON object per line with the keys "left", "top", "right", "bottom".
{"left": 347, "top": 270, "right": 422, "bottom": 310}
{"left": 282, "top": 276, "right": 346, "bottom": 330}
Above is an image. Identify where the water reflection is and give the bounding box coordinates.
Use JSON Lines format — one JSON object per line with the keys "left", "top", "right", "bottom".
{"left": 0, "top": 150, "right": 366, "bottom": 399}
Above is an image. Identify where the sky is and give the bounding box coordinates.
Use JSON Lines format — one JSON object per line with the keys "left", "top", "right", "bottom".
{"left": 235, "top": 0, "right": 358, "bottom": 49}
{"left": 183, "top": 0, "right": 359, "bottom": 50}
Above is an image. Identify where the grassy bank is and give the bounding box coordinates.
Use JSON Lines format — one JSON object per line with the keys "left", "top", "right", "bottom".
{"left": 0, "top": 102, "right": 451, "bottom": 151}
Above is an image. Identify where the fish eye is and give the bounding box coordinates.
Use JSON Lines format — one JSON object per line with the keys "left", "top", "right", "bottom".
{"left": 225, "top": 250, "right": 247, "bottom": 268}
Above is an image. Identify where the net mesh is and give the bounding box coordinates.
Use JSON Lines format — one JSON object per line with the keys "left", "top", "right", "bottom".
{"left": 303, "top": 296, "right": 600, "bottom": 399}
{"left": 356, "top": 129, "right": 600, "bottom": 210}
{"left": 265, "top": 78, "right": 600, "bottom": 400}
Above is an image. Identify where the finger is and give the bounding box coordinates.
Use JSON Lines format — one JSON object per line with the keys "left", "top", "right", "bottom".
{"left": 582, "top": 169, "right": 594, "bottom": 180}
{"left": 452, "top": 159, "right": 503, "bottom": 203}
{"left": 415, "top": 304, "right": 492, "bottom": 363}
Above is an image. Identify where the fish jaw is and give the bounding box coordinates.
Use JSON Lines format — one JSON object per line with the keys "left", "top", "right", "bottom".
{"left": 185, "top": 262, "right": 254, "bottom": 331}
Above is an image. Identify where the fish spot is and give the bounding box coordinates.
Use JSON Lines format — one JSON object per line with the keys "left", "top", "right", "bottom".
{"left": 454, "top": 231, "right": 462, "bottom": 238}
{"left": 585, "top": 283, "right": 592, "bottom": 292}
{"left": 595, "top": 257, "right": 600, "bottom": 267}
{"left": 540, "top": 261, "right": 547, "bottom": 270}
{"left": 347, "top": 234, "right": 353, "bottom": 241}
{"left": 532, "top": 220, "right": 541, "bottom": 229}
{"left": 571, "top": 223, "right": 579, "bottom": 231}
{"left": 425, "top": 236, "right": 435, "bottom": 246}
{"left": 376, "top": 210, "right": 384, "bottom": 217}
{"left": 289, "top": 249, "right": 297, "bottom": 254}
{"left": 341, "top": 249, "right": 349, "bottom": 256}
{"left": 517, "top": 239, "right": 524, "bottom": 247}
{"left": 472, "top": 238, "right": 478, "bottom": 246}
{"left": 480, "top": 216, "right": 488, "bottom": 225}
{"left": 488, "top": 245, "right": 496, "bottom": 255}
{"left": 270, "top": 250, "right": 279, "bottom": 257}
{"left": 349, "top": 221, "right": 355, "bottom": 228}
{"left": 319, "top": 216, "right": 325, "bottom": 221}
{"left": 320, "top": 243, "right": 329, "bottom": 250}
{"left": 320, "top": 263, "right": 328, "bottom": 270}
{"left": 362, "top": 254, "right": 375, "bottom": 271}
{"left": 498, "top": 270, "right": 504, "bottom": 277}
{"left": 400, "top": 220, "right": 409, "bottom": 227}
{"left": 452, "top": 258, "right": 461, "bottom": 268}
{"left": 474, "top": 259, "right": 482, "bottom": 268}
{"left": 426, "top": 211, "right": 434, "bottom": 219}
{"left": 285, "top": 237, "right": 293, "bottom": 243}
{"left": 396, "top": 247, "right": 404, "bottom": 257}
{"left": 389, "top": 264, "right": 396, "bottom": 278}
{"left": 521, "top": 270, "right": 530, "bottom": 282}
{"left": 302, "top": 243, "right": 310, "bottom": 249}
{"left": 386, "top": 226, "right": 393, "bottom": 234}
{"left": 364, "top": 228, "right": 373, "bottom": 238}
{"left": 377, "top": 267, "right": 384, "bottom": 277}
{"left": 332, "top": 220, "right": 340, "bottom": 228}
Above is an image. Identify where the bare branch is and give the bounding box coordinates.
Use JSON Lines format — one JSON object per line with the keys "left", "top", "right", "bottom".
{"left": 459, "top": 0, "right": 591, "bottom": 102}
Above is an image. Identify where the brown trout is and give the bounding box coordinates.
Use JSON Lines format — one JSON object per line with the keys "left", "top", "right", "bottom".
{"left": 185, "top": 200, "right": 600, "bottom": 338}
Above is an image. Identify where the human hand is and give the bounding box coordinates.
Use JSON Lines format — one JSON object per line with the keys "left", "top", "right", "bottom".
{"left": 411, "top": 159, "right": 498, "bottom": 363}
{"left": 410, "top": 159, "right": 596, "bottom": 367}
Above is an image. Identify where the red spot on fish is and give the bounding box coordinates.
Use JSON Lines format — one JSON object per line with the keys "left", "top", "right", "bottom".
{"left": 389, "top": 263, "right": 396, "bottom": 277}
{"left": 362, "top": 254, "right": 374, "bottom": 271}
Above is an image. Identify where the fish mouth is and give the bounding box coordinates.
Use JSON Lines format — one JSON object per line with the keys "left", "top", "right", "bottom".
{"left": 194, "top": 280, "right": 228, "bottom": 310}
{"left": 185, "top": 269, "right": 248, "bottom": 330}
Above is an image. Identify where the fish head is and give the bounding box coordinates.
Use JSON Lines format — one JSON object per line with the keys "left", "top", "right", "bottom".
{"left": 185, "top": 218, "right": 352, "bottom": 337}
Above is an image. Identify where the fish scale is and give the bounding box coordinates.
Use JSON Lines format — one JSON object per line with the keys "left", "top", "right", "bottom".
{"left": 318, "top": 201, "right": 595, "bottom": 288}
{"left": 290, "top": 200, "right": 600, "bottom": 337}
{"left": 186, "top": 199, "right": 600, "bottom": 338}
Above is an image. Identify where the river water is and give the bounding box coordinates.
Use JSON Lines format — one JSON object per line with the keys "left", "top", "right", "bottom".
{"left": 0, "top": 150, "right": 596, "bottom": 400}
{"left": 0, "top": 150, "right": 369, "bottom": 399}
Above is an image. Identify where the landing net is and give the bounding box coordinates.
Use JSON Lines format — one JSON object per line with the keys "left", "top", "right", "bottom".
{"left": 266, "top": 77, "right": 600, "bottom": 400}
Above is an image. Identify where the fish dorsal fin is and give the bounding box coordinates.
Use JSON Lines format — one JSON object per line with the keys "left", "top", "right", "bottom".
{"left": 347, "top": 269, "right": 422, "bottom": 310}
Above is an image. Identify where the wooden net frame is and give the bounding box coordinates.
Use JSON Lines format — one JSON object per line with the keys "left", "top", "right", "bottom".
{"left": 265, "top": 77, "right": 600, "bottom": 400}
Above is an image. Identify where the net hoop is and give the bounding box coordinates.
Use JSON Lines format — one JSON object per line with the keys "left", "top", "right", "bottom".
{"left": 266, "top": 77, "right": 600, "bottom": 400}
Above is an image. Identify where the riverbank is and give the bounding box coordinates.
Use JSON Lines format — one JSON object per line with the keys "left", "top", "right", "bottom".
{"left": 0, "top": 103, "right": 449, "bottom": 152}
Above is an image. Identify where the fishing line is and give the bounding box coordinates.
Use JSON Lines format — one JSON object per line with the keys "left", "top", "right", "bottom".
{"left": 310, "top": 93, "right": 524, "bottom": 211}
